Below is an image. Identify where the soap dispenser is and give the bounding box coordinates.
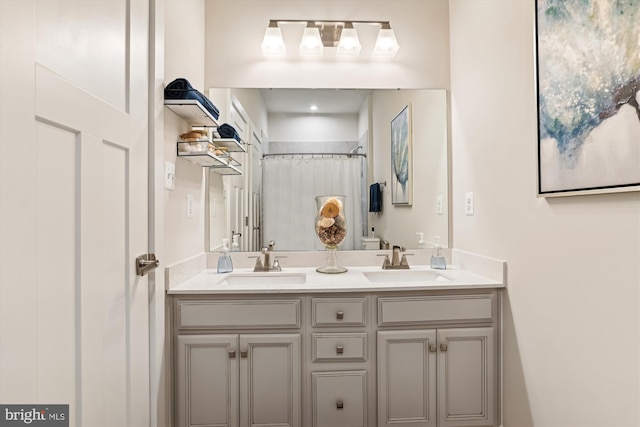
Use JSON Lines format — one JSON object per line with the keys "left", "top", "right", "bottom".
{"left": 231, "top": 233, "right": 240, "bottom": 252}
{"left": 430, "top": 235, "right": 447, "bottom": 270}
{"left": 217, "top": 238, "right": 233, "bottom": 273}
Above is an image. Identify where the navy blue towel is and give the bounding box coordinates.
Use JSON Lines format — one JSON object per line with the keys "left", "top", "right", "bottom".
{"left": 217, "top": 123, "right": 241, "bottom": 142}
{"left": 164, "top": 78, "right": 220, "bottom": 119}
{"left": 369, "top": 183, "right": 382, "bottom": 212}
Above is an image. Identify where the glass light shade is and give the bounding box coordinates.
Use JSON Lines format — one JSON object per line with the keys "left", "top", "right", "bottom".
{"left": 299, "top": 25, "right": 323, "bottom": 56}
{"left": 261, "top": 26, "right": 286, "bottom": 57}
{"left": 373, "top": 28, "right": 399, "bottom": 57}
{"left": 336, "top": 27, "right": 361, "bottom": 56}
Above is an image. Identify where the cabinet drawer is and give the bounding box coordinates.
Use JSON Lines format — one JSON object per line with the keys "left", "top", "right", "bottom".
{"left": 177, "top": 299, "right": 301, "bottom": 329}
{"left": 378, "top": 294, "right": 494, "bottom": 326}
{"left": 312, "top": 371, "right": 367, "bottom": 427}
{"left": 312, "top": 298, "right": 367, "bottom": 327}
{"left": 312, "top": 333, "right": 367, "bottom": 362}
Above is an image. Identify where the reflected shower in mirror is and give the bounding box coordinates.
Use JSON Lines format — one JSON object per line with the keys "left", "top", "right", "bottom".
{"left": 207, "top": 88, "right": 448, "bottom": 252}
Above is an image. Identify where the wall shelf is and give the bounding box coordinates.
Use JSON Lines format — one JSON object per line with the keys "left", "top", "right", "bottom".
{"left": 177, "top": 149, "right": 242, "bottom": 175}
{"left": 213, "top": 138, "right": 246, "bottom": 153}
{"left": 165, "top": 99, "right": 219, "bottom": 127}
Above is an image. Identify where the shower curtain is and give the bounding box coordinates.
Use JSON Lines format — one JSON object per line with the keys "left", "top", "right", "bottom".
{"left": 262, "top": 155, "right": 364, "bottom": 251}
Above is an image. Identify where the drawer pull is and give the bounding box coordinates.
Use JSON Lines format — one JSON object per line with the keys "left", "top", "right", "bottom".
{"left": 429, "top": 344, "right": 437, "bottom": 353}
{"left": 440, "top": 343, "right": 448, "bottom": 352}
{"left": 336, "top": 311, "right": 344, "bottom": 320}
{"left": 228, "top": 349, "right": 237, "bottom": 358}
{"left": 336, "top": 345, "right": 344, "bottom": 354}
{"left": 240, "top": 349, "right": 248, "bottom": 358}
{"left": 336, "top": 400, "right": 344, "bottom": 409}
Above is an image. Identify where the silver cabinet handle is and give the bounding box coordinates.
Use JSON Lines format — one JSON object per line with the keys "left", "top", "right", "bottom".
{"left": 336, "top": 311, "right": 344, "bottom": 320}
{"left": 429, "top": 344, "right": 437, "bottom": 353}
{"left": 336, "top": 400, "right": 344, "bottom": 409}
{"left": 440, "top": 343, "right": 448, "bottom": 352}
{"left": 336, "top": 345, "right": 344, "bottom": 354}
{"left": 228, "top": 349, "right": 237, "bottom": 358}
{"left": 240, "top": 349, "right": 248, "bottom": 358}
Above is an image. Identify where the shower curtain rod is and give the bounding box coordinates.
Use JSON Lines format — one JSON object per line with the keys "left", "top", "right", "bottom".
{"left": 263, "top": 152, "right": 366, "bottom": 159}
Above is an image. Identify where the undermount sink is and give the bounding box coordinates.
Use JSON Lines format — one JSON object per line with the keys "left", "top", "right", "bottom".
{"left": 363, "top": 269, "right": 451, "bottom": 284}
{"left": 218, "top": 272, "right": 306, "bottom": 286}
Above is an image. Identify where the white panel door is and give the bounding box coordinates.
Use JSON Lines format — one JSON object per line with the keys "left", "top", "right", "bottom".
{"left": 227, "top": 100, "right": 249, "bottom": 250}
{"left": 0, "top": 1, "right": 151, "bottom": 426}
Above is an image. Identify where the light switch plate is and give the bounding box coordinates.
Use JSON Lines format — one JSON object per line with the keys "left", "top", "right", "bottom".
{"left": 186, "top": 194, "right": 194, "bottom": 218}
{"left": 465, "top": 192, "right": 474, "bottom": 215}
{"left": 164, "top": 161, "right": 175, "bottom": 190}
{"left": 436, "top": 195, "right": 444, "bottom": 215}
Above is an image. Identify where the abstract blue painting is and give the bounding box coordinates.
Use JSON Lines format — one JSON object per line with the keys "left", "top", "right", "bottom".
{"left": 536, "top": 0, "right": 640, "bottom": 195}
{"left": 391, "top": 104, "right": 412, "bottom": 205}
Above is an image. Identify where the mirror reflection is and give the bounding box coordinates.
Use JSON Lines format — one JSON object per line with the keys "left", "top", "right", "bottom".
{"left": 207, "top": 88, "right": 448, "bottom": 252}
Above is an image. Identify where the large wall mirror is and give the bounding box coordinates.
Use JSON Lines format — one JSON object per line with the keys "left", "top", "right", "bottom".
{"left": 206, "top": 88, "right": 449, "bottom": 252}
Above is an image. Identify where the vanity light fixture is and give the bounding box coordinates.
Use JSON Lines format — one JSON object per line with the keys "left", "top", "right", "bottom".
{"left": 300, "top": 22, "right": 324, "bottom": 56}
{"left": 261, "top": 19, "right": 399, "bottom": 58}
{"left": 261, "top": 20, "right": 286, "bottom": 57}
{"left": 336, "top": 22, "right": 361, "bottom": 57}
{"left": 372, "top": 22, "right": 400, "bottom": 57}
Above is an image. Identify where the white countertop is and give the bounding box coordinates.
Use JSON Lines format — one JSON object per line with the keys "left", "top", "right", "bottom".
{"left": 167, "top": 264, "right": 504, "bottom": 295}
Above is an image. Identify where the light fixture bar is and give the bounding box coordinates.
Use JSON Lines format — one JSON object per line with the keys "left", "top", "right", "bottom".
{"left": 262, "top": 20, "right": 398, "bottom": 58}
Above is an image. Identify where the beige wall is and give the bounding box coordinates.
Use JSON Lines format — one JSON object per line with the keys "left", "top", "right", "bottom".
{"left": 164, "top": 0, "right": 207, "bottom": 265}
{"left": 449, "top": 1, "right": 640, "bottom": 425}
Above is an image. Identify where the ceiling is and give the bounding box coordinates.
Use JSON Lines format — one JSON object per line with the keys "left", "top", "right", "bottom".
{"left": 260, "top": 88, "right": 372, "bottom": 114}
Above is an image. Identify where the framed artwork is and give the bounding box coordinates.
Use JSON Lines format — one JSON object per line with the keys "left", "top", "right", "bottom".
{"left": 391, "top": 104, "right": 412, "bottom": 205}
{"left": 535, "top": 0, "right": 640, "bottom": 197}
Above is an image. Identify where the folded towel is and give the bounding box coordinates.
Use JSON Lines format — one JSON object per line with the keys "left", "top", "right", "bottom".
{"left": 164, "top": 78, "right": 220, "bottom": 119}
{"left": 217, "top": 123, "right": 241, "bottom": 142}
{"left": 369, "top": 183, "right": 382, "bottom": 212}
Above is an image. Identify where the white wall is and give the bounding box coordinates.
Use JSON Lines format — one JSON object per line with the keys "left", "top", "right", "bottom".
{"left": 164, "top": 0, "right": 207, "bottom": 265}
{"left": 268, "top": 113, "right": 359, "bottom": 154}
{"left": 449, "top": 1, "right": 640, "bottom": 426}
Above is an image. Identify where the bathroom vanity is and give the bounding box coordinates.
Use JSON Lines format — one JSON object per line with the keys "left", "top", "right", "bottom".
{"left": 167, "top": 251, "right": 505, "bottom": 427}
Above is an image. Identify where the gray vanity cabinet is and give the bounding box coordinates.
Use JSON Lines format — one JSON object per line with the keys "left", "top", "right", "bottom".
{"left": 176, "top": 333, "right": 301, "bottom": 427}
{"left": 376, "top": 293, "right": 498, "bottom": 427}
{"left": 173, "top": 298, "right": 303, "bottom": 427}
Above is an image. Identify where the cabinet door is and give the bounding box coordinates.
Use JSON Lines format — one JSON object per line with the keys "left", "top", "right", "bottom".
{"left": 239, "top": 334, "right": 301, "bottom": 427}
{"left": 437, "top": 328, "right": 495, "bottom": 427}
{"left": 377, "top": 330, "right": 437, "bottom": 427}
{"left": 176, "top": 334, "right": 239, "bottom": 427}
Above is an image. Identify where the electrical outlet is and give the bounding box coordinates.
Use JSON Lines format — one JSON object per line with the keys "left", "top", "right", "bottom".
{"left": 436, "top": 195, "right": 444, "bottom": 215}
{"left": 164, "top": 161, "right": 175, "bottom": 190}
{"left": 465, "top": 192, "right": 474, "bottom": 215}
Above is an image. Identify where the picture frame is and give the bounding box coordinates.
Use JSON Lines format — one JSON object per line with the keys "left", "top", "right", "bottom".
{"left": 535, "top": 0, "right": 640, "bottom": 197}
{"left": 391, "top": 104, "right": 412, "bottom": 205}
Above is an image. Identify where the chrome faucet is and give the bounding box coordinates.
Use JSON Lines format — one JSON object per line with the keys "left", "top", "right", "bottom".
{"left": 252, "top": 240, "right": 281, "bottom": 272}
{"left": 379, "top": 245, "right": 412, "bottom": 270}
